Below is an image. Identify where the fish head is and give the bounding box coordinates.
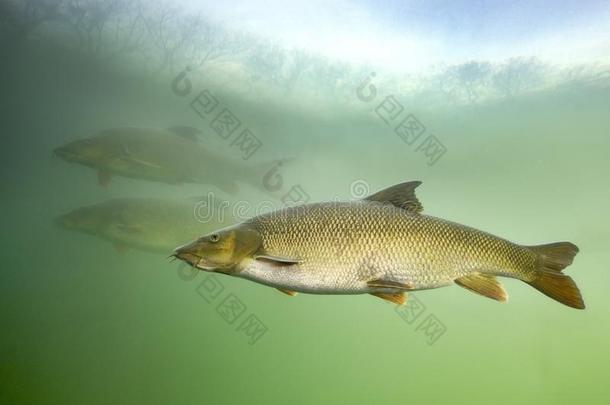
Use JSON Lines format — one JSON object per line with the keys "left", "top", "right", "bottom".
{"left": 54, "top": 136, "right": 115, "bottom": 166}
{"left": 55, "top": 206, "right": 104, "bottom": 235}
{"left": 173, "top": 224, "right": 261, "bottom": 274}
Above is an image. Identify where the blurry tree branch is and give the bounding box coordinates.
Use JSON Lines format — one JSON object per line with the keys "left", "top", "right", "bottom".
{"left": 0, "top": 0, "right": 62, "bottom": 39}
{"left": 492, "top": 57, "right": 545, "bottom": 98}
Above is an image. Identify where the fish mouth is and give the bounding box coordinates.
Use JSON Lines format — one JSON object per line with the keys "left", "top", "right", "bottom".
{"left": 172, "top": 250, "right": 201, "bottom": 267}
{"left": 53, "top": 147, "right": 78, "bottom": 162}
{"left": 171, "top": 248, "right": 218, "bottom": 271}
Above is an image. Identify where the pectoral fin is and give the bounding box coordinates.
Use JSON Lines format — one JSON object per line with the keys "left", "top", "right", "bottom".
{"left": 367, "top": 278, "right": 413, "bottom": 290}
{"left": 124, "top": 156, "right": 164, "bottom": 170}
{"left": 120, "top": 145, "right": 165, "bottom": 170}
{"left": 277, "top": 288, "right": 297, "bottom": 296}
{"left": 455, "top": 273, "right": 508, "bottom": 302}
{"left": 371, "top": 292, "right": 407, "bottom": 305}
{"left": 254, "top": 254, "right": 301, "bottom": 265}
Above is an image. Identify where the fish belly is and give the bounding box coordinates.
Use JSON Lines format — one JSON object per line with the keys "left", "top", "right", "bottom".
{"left": 238, "top": 249, "right": 461, "bottom": 295}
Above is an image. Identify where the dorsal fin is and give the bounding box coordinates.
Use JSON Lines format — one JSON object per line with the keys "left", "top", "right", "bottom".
{"left": 364, "top": 181, "right": 423, "bottom": 213}
{"left": 166, "top": 126, "right": 202, "bottom": 141}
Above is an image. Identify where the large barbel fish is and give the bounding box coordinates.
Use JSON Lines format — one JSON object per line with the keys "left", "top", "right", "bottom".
{"left": 173, "top": 181, "right": 585, "bottom": 309}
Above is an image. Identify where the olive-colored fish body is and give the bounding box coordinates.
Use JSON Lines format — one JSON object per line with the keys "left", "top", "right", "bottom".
{"left": 237, "top": 201, "right": 537, "bottom": 293}
{"left": 174, "top": 181, "right": 584, "bottom": 309}
{"left": 54, "top": 126, "right": 276, "bottom": 193}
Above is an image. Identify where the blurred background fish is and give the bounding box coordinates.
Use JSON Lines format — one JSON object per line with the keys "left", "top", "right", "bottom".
{"left": 54, "top": 126, "right": 284, "bottom": 193}
{"left": 56, "top": 196, "right": 232, "bottom": 254}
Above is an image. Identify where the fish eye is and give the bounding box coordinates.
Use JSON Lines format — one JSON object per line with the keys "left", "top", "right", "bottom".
{"left": 209, "top": 233, "right": 220, "bottom": 243}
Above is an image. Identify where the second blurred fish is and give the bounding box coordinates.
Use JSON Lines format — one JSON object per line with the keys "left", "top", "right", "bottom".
{"left": 54, "top": 126, "right": 283, "bottom": 193}
{"left": 55, "top": 195, "right": 232, "bottom": 254}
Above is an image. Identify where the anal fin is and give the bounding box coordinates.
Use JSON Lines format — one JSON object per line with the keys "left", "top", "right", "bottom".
{"left": 371, "top": 292, "right": 407, "bottom": 305}
{"left": 455, "top": 273, "right": 508, "bottom": 302}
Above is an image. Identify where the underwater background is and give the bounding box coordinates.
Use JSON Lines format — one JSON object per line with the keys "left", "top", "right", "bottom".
{"left": 1, "top": 1, "right": 609, "bottom": 404}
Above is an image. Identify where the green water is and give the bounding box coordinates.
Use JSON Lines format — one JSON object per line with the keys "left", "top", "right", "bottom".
{"left": 2, "top": 2, "right": 609, "bottom": 404}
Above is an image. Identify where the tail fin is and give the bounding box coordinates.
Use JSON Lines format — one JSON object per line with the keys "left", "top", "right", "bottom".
{"left": 529, "top": 242, "right": 579, "bottom": 272}
{"left": 526, "top": 242, "right": 585, "bottom": 309}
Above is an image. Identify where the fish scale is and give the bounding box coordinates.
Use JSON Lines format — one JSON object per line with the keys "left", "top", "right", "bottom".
{"left": 243, "top": 201, "right": 538, "bottom": 293}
